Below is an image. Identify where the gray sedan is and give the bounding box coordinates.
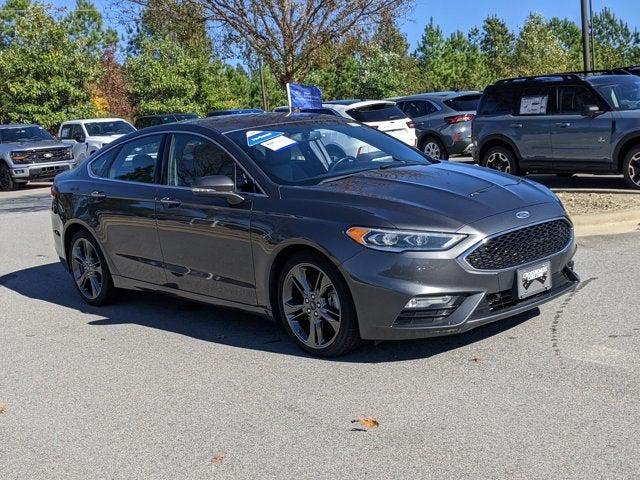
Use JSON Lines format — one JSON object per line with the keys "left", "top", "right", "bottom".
{"left": 50, "top": 113, "right": 579, "bottom": 356}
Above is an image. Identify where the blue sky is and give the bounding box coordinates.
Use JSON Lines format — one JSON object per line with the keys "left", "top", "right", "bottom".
{"left": 54, "top": 0, "right": 638, "bottom": 50}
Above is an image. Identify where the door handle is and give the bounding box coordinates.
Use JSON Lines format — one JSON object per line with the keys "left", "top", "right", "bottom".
{"left": 509, "top": 123, "right": 523, "bottom": 128}
{"left": 160, "top": 197, "right": 182, "bottom": 208}
{"left": 90, "top": 191, "right": 106, "bottom": 200}
{"left": 555, "top": 122, "right": 571, "bottom": 128}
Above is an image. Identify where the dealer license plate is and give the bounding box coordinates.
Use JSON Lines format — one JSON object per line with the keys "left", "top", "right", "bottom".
{"left": 516, "top": 261, "right": 552, "bottom": 299}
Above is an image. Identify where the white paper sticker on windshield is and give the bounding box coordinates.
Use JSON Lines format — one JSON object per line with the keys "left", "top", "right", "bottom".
{"left": 262, "top": 135, "right": 296, "bottom": 151}
{"left": 520, "top": 95, "right": 548, "bottom": 115}
{"left": 246, "top": 130, "right": 284, "bottom": 146}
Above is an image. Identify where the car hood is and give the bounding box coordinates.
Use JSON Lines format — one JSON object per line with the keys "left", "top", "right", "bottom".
{"left": 284, "top": 162, "right": 559, "bottom": 231}
{"left": 1, "top": 140, "right": 69, "bottom": 150}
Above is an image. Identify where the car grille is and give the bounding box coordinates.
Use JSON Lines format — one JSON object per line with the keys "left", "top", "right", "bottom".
{"left": 13, "top": 148, "right": 70, "bottom": 164}
{"left": 465, "top": 219, "right": 572, "bottom": 270}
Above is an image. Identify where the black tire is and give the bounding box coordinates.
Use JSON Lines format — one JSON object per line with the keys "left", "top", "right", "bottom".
{"left": 277, "top": 251, "right": 361, "bottom": 357}
{"left": 421, "top": 136, "right": 449, "bottom": 160}
{"left": 482, "top": 145, "right": 520, "bottom": 175}
{"left": 0, "top": 161, "right": 17, "bottom": 191}
{"left": 68, "top": 231, "right": 117, "bottom": 306}
{"left": 622, "top": 145, "right": 640, "bottom": 190}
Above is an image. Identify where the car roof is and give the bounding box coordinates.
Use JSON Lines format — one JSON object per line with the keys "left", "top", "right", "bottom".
{"left": 158, "top": 112, "right": 348, "bottom": 134}
{"left": 323, "top": 100, "right": 395, "bottom": 111}
{"left": 397, "top": 91, "right": 482, "bottom": 101}
{"left": 62, "top": 118, "right": 128, "bottom": 124}
{"left": 0, "top": 123, "right": 39, "bottom": 129}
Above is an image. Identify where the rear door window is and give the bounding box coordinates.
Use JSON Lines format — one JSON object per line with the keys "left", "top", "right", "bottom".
{"left": 107, "top": 135, "right": 163, "bottom": 183}
{"left": 346, "top": 104, "right": 406, "bottom": 122}
{"left": 443, "top": 94, "right": 482, "bottom": 112}
{"left": 517, "top": 87, "right": 557, "bottom": 115}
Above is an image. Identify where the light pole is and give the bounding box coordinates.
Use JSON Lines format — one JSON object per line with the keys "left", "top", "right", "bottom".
{"left": 581, "top": 0, "right": 592, "bottom": 72}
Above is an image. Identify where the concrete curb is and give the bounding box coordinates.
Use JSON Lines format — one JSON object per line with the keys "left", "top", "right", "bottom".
{"left": 572, "top": 208, "right": 640, "bottom": 237}
{"left": 553, "top": 188, "right": 640, "bottom": 194}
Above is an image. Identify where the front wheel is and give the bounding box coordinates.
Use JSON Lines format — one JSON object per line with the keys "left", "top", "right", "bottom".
{"left": 482, "top": 146, "right": 520, "bottom": 175}
{"left": 0, "top": 162, "right": 16, "bottom": 191}
{"left": 277, "top": 252, "right": 361, "bottom": 357}
{"left": 69, "top": 231, "right": 117, "bottom": 306}
{"left": 623, "top": 145, "right": 640, "bottom": 189}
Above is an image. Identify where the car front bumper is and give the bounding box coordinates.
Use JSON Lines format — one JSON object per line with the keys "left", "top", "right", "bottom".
{"left": 11, "top": 161, "right": 76, "bottom": 181}
{"left": 341, "top": 214, "right": 578, "bottom": 341}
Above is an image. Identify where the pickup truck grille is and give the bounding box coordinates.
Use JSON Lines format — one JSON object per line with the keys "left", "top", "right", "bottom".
{"left": 13, "top": 148, "right": 70, "bottom": 164}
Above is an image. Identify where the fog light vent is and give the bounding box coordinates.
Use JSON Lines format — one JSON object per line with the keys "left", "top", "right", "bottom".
{"left": 404, "top": 295, "right": 453, "bottom": 309}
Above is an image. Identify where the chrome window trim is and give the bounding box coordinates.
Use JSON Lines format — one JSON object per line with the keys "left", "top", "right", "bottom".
{"left": 86, "top": 129, "right": 267, "bottom": 196}
{"left": 457, "top": 216, "right": 574, "bottom": 274}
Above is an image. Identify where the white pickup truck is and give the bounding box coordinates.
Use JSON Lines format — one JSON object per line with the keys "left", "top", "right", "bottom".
{"left": 58, "top": 118, "right": 136, "bottom": 162}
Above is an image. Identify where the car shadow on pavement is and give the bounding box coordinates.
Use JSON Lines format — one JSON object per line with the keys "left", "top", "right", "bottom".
{"left": 1, "top": 262, "right": 538, "bottom": 363}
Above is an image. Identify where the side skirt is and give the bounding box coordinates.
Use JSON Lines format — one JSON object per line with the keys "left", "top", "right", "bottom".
{"left": 112, "top": 275, "right": 274, "bottom": 319}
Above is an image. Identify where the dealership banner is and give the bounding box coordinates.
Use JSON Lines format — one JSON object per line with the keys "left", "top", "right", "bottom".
{"left": 286, "top": 83, "right": 323, "bottom": 112}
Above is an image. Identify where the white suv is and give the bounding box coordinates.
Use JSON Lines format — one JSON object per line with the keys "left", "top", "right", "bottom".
{"left": 58, "top": 118, "right": 136, "bottom": 162}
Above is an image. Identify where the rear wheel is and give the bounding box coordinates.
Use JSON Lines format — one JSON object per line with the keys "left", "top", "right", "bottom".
{"left": 422, "top": 137, "right": 448, "bottom": 160}
{"left": 69, "top": 231, "right": 117, "bottom": 306}
{"left": 482, "top": 146, "right": 520, "bottom": 175}
{"left": 0, "top": 162, "right": 16, "bottom": 191}
{"left": 623, "top": 145, "right": 640, "bottom": 189}
{"left": 277, "top": 252, "right": 361, "bottom": 357}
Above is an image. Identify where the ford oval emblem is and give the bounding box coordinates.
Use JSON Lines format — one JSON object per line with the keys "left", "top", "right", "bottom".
{"left": 516, "top": 211, "right": 530, "bottom": 219}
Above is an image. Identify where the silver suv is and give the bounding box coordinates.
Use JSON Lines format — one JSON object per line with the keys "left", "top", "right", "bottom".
{"left": 472, "top": 71, "right": 640, "bottom": 189}
{"left": 0, "top": 124, "right": 75, "bottom": 191}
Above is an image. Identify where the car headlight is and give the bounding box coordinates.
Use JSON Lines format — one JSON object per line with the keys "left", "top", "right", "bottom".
{"left": 10, "top": 151, "right": 29, "bottom": 164}
{"left": 346, "top": 226, "right": 467, "bottom": 252}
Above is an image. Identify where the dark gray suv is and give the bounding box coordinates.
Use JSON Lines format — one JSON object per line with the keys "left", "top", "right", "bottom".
{"left": 395, "top": 91, "right": 481, "bottom": 159}
{"left": 473, "top": 72, "right": 640, "bottom": 189}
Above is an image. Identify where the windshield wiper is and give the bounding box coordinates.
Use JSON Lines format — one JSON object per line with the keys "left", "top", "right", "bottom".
{"left": 317, "top": 169, "right": 372, "bottom": 184}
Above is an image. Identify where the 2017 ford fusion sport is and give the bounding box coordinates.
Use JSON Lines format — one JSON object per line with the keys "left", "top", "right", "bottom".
{"left": 51, "top": 113, "right": 580, "bottom": 356}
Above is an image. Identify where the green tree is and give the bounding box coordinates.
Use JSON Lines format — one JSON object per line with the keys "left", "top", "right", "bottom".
{"left": 513, "top": 13, "right": 572, "bottom": 76}
{"left": 65, "top": 0, "right": 118, "bottom": 58}
{"left": 480, "top": 15, "right": 515, "bottom": 81}
{"left": 414, "top": 18, "right": 449, "bottom": 91}
{"left": 0, "top": 1, "right": 100, "bottom": 128}
{"left": 549, "top": 17, "right": 582, "bottom": 69}
{"left": 592, "top": 7, "right": 640, "bottom": 68}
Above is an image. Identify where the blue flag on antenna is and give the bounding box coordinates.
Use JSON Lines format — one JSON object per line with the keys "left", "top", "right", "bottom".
{"left": 287, "top": 83, "right": 323, "bottom": 111}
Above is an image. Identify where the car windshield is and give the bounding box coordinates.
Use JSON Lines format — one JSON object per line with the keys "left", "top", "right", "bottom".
{"left": 0, "top": 126, "right": 53, "bottom": 143}
{"left": 84, "top": 121, "right": 135, "bottom": 136}
{"left": 592, "top": 77, "right": 640, "bottom": 111}
{"left": 225, "top": 121, "right": 430, "bottom": 186}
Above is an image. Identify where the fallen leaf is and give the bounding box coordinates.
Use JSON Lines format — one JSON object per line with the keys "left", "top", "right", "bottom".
{"left": 0, "top": 403, "right": 9, "bottom": 414}
{"left": 211, "top": 452, "right": 225, "bottom": 465}
{"left": 352, "top": 417, "right": 379, "bottom": 429}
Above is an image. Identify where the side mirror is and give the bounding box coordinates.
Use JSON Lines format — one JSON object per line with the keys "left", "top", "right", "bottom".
{"left": 192, "top": 175, "right": 245, "bottom": 205}
{"left": 581, "top": 105, "right": 602, "bottom": 117}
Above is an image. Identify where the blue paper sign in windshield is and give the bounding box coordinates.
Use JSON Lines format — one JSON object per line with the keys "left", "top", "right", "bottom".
{"left": 288, "top": 83, "right": 323, "bottom": 110}
{"left": 246, "top": 130, "right": 284, "bottom": 146}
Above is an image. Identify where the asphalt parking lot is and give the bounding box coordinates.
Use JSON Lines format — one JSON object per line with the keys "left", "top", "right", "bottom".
{"left": 1, "top": 184, "right": 639, "bottom": 479}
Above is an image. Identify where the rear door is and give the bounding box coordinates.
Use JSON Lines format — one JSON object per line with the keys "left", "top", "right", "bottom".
{"left": 154, "top": 133, "right": 257, "bottom": 304}
{"left": 512, "top": 86, "right": 556, "bottom": 169}
{"left": 85, "top": 134, "right": 167, "bottom": 285}
{"left": 551, "top": 85, "right": 614, "bottom": 169}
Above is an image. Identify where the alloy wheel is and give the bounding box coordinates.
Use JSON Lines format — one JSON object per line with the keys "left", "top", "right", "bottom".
{"left": 71, "top": 238, "right": 103, "bottom": 300}
{"left": 627, "top": 152, "right": 640, "bottom": 187}
{"left": 485, "top": 151, "right": 511, "bottom": 173}
{"left": 282, "top": 263, "right": 341, "bottom": 349}
{"left": 423, "top": 141, "right": 441, "bottom": 159}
